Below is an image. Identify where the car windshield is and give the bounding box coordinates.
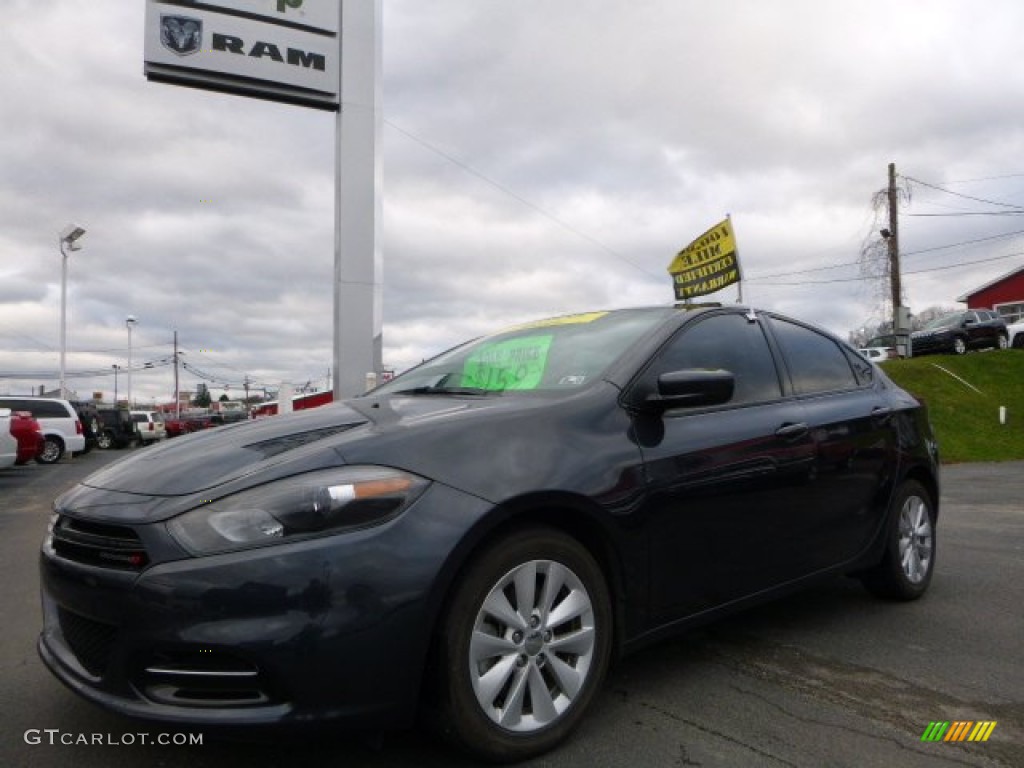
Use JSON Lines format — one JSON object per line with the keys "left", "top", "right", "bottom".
{"left": 371, "top": 308, "right": 676, "bottom": 397}
{"left": 921, "top": 312, "right": 965, "bottom": 331}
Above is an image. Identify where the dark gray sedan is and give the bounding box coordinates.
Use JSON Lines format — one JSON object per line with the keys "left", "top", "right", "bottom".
{"left": 39, "top": 305, "right": 940, "bottom": 762}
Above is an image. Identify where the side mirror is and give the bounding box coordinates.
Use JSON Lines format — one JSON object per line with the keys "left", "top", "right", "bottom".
{"left": 647, "top": 369, "right": 735, "bottom": 411}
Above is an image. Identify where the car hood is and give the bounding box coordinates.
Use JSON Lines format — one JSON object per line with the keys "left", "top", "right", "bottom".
{"left": 79, "top": 402, "right": 372, "bottom": 497}
{"left": 76, "top": 394, "right": 543, "bottom": 498}
{"left": 60, "top": 387, "right": 624, "bottom": 525}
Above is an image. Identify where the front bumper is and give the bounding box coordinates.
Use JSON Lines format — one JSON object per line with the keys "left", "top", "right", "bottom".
{"left": 38, "top": 482, "right": 490, "bottom": 729}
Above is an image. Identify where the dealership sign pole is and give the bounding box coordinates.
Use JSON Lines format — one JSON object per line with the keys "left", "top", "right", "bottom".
{"left": 144, "top": 0, "right": 381, "bottom": 399}
{"left": 335, "top": 0, "right": 383, "bottom": 399}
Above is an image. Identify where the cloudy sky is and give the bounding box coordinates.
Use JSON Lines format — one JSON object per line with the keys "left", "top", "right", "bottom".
{"left": 4, "top": 0, "right": 1024, "bottom": 406}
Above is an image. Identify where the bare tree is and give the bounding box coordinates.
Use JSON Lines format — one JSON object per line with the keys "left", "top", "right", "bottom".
{"left": 860, "top": 177, "right": 912, "bottom": 322}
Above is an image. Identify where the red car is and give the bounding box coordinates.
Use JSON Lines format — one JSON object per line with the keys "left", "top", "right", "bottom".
{"left": 10, "top": 411, "right": 44, "bottom": 465}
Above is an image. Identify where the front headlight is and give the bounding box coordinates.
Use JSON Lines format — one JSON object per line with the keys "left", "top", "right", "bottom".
{"left": 167, "top": 466, "right": 429, "bottom": 555}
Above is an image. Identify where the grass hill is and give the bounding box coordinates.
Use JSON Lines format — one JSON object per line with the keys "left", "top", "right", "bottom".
{"left": 881, "top": 349, "right": 1024, "bottom": 463}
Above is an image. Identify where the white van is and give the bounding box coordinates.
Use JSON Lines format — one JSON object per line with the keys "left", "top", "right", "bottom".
{"left": 0, "top": 397, "right": 85, "bottom": 463}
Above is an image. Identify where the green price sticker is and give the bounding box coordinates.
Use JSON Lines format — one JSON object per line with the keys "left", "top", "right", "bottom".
{"left": 461, "top": 335, "right": 554, "bottom": 391}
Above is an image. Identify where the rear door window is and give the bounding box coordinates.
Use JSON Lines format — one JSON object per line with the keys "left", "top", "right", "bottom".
{"left": 770, "top": 318, "right": 860, "bottom": 395}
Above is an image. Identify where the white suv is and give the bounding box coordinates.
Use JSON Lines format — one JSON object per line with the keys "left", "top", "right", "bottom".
{"left": 1008, "top": 319, "right": 1024, "bottom": 349}
{"left": 0, "top": 408, "right": 17, "bottom": 468}
{"left": 0, "top": 396, "right": 85, "bottom": 463}
{"left": 131, "top": 410, "right": 167, "bottom": 444}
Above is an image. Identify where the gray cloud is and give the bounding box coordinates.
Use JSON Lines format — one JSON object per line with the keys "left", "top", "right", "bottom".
{"left": 2, "top": 0, "right": 1024, "bottom": 403}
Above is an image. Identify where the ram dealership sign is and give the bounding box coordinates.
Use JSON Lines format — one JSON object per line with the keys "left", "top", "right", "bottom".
{"left": 144, "top": 0, "right": 340, "bottom": 110}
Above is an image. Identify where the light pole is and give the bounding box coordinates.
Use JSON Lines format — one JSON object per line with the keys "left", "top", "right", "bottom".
{"left": 59, "top": 224, "right": 86, "bottom": 399}
{"left": 126, "top": 315, "right": 137, "bottom": 408}
{"left": 112, "top": 364, "right": 121, "bottom": 405}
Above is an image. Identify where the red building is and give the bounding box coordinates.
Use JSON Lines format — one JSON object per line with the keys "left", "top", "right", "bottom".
{"left": 957, "top": 264, "right": 1024, "bottom": 323}
{"left": 250, "top": 390, "right": 334, "bottom": 417}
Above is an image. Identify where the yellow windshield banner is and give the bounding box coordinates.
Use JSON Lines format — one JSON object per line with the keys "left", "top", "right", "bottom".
{"left": 667, "top": 218, "right": 741, "bottom": 301}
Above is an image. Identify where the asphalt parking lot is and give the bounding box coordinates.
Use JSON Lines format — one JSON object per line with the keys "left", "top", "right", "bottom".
{"left": 1, "top": 450, "right": 1021, "bottom": 767}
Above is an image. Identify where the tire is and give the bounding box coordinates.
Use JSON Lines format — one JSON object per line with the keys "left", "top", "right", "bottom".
{"left": 36, "top": 436, "right": 65, "bottom": 465}
{"left": 861, "top": 480, "right": 936, "bottom": 601}
{"left": 1014, "top": 334, "right": 1024, "bottom": 350}
{"left": 433, "top": 527, "right": 612, "bottom": 763}
{"left": 96, "top": 431, "right": 113, "bottom": 450}
{"left": 997, "top": 333, "right": 1009, "bottom": 350}
{"left": 952, "top": 336, "right": 967, "bottom": 355}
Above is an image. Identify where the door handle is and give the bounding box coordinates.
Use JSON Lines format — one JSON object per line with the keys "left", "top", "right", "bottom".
{"left": 871, "top": 406, "right": 893, "bottom": 422}
{"left": 775, "top": 422, "right": 809, "bottom": 439}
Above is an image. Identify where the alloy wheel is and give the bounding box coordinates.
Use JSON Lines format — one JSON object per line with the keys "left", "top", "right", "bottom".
{"left": 468, "top": 559, "right": 597, "bottom": 732}
{"left": 898, "top": 495, "right": 933, "bottom": 585}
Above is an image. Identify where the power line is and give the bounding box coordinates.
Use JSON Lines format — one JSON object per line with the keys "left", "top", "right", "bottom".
{"left": 903, "top": 175, "right": 1024, "bottom": 211}
{"left": 385, "top": 118, "right": 662, "bottom": 280}
{"left": 905, "top": 211, "right": 1024, "bottom": 217}
{"left": 754, "top": 252, "right": 1023, "bottom": 286}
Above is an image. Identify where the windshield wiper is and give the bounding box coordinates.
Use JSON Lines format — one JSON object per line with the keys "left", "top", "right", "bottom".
{"left": 391, "top": 385, "right": 497, "bottom": 396}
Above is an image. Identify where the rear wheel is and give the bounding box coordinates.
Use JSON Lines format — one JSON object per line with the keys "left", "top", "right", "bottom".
{"left": 861, "top": 480, "right": 936, "bottom": 600}
{"left": 96, "top": 431, "right": 113, "bottom": 450}
{"left": 997, "top": 333, "right": 1009, "bottom": 350}
{"left": 952, "top": 336, "right": 967, "bottom": 355}
{"left": 433, "top": 527, "right": 612, "bottom": 762}
{"left": 36, "top": 436, "right": 65, "bottom": 464}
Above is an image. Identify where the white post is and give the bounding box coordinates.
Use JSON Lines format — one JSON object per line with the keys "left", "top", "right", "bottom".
{"left": 333, "top": 0, "right": 383, "bottom": 401}
{"left": 58, "top": 225, "right": 85, "bottom": 399}
{"left": 59, "top": 245, "right": 69, "bottom": 399}
{"left": 126, "top": 316, "right": 137, "bottom": 408}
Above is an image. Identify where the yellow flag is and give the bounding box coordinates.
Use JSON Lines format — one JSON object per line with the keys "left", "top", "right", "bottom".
{"left": 668, "top": 218, "right": 740, "bottom": 300}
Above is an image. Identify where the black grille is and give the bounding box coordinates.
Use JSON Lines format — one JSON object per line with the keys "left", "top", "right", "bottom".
{"left": 58, "top": 608, "right": 117, "bottom": 677}
{"left": 52, "top": 515, "right": 149, "bottom": 570}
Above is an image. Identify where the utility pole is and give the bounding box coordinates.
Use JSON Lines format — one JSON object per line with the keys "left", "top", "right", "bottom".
{"left": 173, "top": 330, "right": 180, "bottom": 419}
{"left": 886, "top": 162, "right": 902, "bottom": 334}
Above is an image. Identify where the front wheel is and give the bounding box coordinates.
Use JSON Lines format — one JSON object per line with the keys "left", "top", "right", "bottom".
{"left": 96, "top": 431, "right": 113, "bottom": 450}
{"left": 861, "top": 480, "right": 936, "bottom": 600}
{"left": 433, "top": 527, "right": 612, "bottom": 762}
{"left": 952, "top": 336, "right": 967, "bottom": 355}
{"left": 997, "top": 333, "right": 1009, "bottom": 350}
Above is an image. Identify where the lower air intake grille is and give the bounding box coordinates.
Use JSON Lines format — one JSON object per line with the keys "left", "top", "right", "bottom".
{"left": 58, "top": 608, "right": 117, "bottom": 677}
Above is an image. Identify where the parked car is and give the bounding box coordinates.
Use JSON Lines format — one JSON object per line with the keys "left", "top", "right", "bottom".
{"left": 39, "top": 305, "right": 940, "bottom": 762}
{"left": 1008, "top": 318, "right": 1024, "bottom": 349}
{"left": 0, "top": 396, "right": 85, "bottom": 463}
{"left": 162, "top": 415, "right": 191, "bottom": 439}
{"left": 0, "top": 409, "right": 16, "bottom": 468}
{"left": 130, "top": 410, "right": 167, "bottom": 444}
{"left": 95, "top": 409, "right": 138, "bottom": 450}
{"left": 69, "top": 400, "right": 101, "bottom": 454}
{"left": 10, "top": 410, "right": 45, "bottom": 464}
{"left": 164, "top": 412, "right": 223, "bottom": 438}
{"left": 910, "top": 309, "right": 1008, "bottom": 356}
{"left": 858, "top": 334, "right": 899, "bottom": 362}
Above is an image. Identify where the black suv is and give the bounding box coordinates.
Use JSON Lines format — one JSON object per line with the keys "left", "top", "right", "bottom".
{"left": 910, "top": 309, "right": 1009, "bottom": 356}
{"left": 95, "top": 409, "right": 138, "bottom": 449}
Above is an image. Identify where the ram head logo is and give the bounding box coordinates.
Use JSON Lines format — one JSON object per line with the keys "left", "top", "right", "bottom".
{"left": 160, "top": 15, "right": 202, "bottom": 56}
